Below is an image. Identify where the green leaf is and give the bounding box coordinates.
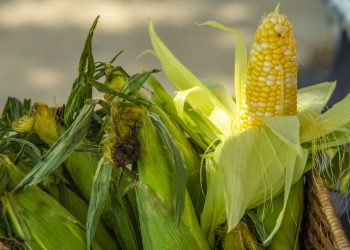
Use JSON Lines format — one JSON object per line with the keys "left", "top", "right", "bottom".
{"left": 14, "top": 101, "right": 96, "bottom": 191}
{"left": 122, "top": 69, "right": 160, "bottom": 95}
{"left": 148, "top": 75, "right": 207, "bottom": 150}
{"left": 199, "top": 21, "right": 247, "bottom": 115}
{"left": 150, "top": 113, "right": 187, "bottom": 224}
{"left": 297, "top": 81, "right": 336, "bottom": 116}
{"left": 200, "top": 157, "right": 226, "bottom": 248}
{"left": 257, "top": 179, "right": 304, "bottom": 250}
{"left": 86, "top": 157, "right": 113, "bottom": 250}
{"left": 150, "top": 105, "right": 204, "bottom": 216}
{"left": 74, "top": 143, "right": 100, "bottom": 154}
{"left": 203, "top": 80, "right": 236, "bottom": 114}
{"left": 214, "top": 117, "right": 307, "bottom": 243}
{"left": 109, "top": 182, "right": 140, "bottom": 250}
{"left": 149, "top": 19, "right": 206, "bottom": 91}
{"left": 137, "top": 114, "right": 209, "bottom": 249}
{"left": 174, "top": 87, "right": 231, "bottom": 137}
{"left": 264, "top": 116, "right": 303, "bottom": 157}
{"left": 301, "top": 94, "right": 350, "bottom": 143}
{"left": 1, "top": 97, "right": 31, "bottom": 125}
{"left": 149, "top": 20, "right": 234, "bottom": 134}
{"left": 136, "top": 185, "right": 209, "bottom": 250}
{"left": 0, "top": 165, "right": 9, "bottom": 196}
{"left": 245, "top": 211, "right": 268, "bottom": 244}
{"left": 322, "top": 146, "right": 350, "bottom": 192}
{"left": 4, "top": 138, "right": 41, "bottom": 163}
{"left": 87, "top": 77, "right": 151, "bottom": 107}
{"left": 64, "top": 16, "right": 99, "bottom": 126}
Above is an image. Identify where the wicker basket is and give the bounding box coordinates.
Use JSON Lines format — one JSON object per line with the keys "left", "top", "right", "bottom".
{"left": 301, "top": 171, "right": 350, "bottom": 249}
{"left": 0, "top": 242, "right": 10, "bottom": 250}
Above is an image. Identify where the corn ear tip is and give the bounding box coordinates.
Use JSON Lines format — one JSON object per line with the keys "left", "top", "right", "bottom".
{"left": 12, "top": 115, "right": 35, "bottom": 133}
{"left": 275, "top": 3, "right": 281, "bottom": 14}
{"left": 148, "top": 17, "right": 154, "bottom": 31}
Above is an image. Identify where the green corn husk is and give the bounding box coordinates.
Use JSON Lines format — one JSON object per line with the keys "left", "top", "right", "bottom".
{"left": 149, "top": 104, "right": 205, "bottom": 216}
{"left": 46, "top": 180, "right": 119, "bottom": 250}
{"left": 0, "top": 154, "right": 101, "bottom": 250}
{"left": 12, "top": 102, "right": 96, "bottom": 200}
{"left": 12, "top": 103, "right": 139, "bottom": 250}
{"left": 2, "top": 153, "right": 119, "bottom": 250}
{"left": 135, "top": 113, "right": 209, "bottom": 249}
{"left": 257, "top": 179, "right": 304, "bottom": 250}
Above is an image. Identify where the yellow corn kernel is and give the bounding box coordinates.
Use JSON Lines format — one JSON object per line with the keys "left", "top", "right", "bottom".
{"left": 239, "top": 8, "right": 297, "bottom": 130}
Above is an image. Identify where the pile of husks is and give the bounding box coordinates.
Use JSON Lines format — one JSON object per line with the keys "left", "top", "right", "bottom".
{"left": 1, "top": 6, "right": 350, "bottom": 250}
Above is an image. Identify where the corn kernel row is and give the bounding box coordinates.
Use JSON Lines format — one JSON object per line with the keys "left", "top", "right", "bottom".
{"left": 239, "top": 11, "right": 297, "bottom": 130}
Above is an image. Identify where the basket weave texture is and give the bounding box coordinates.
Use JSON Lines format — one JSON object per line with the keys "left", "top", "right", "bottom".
{"left": 301, "top": 171, "right": 350, "bottom": 249}
{"left": 0, "top": 242, "right": 10, "bottom": 250}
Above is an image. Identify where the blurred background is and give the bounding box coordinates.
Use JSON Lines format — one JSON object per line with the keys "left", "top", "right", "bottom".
{"left": 0, "top": 0, "right": 344, "bottom": 110}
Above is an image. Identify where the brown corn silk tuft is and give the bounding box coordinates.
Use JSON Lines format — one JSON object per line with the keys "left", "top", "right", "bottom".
{"left": 239, "top": 9, "right": 297, "bottom": 130}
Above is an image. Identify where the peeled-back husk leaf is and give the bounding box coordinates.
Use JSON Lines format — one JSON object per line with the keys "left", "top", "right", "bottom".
{"left": 150, "top": 105, "right": 204, "bottom": 215}
{"left": 174, "top": 87, "right": 231, "bottom": 137}
{"left": 214, "top": 116, "right": 307, "bottom": 243}
{"left": 147, "top": 75, "right": 208, "bottom": 150}
{"left": 198, "top": 21, "right": 247, "bottom": 116}
{"left": 202, "top": 80, "right": 236, "bottom": 114}
{"left": 150, "top": 113, "right": 187, "bottom": 224}
{"left": 297, "top": 81, "right": 336, "bottom": 116}
{"left": 149, "top": 20, "right": 233, "bottom": 137}
{"left": 257, "top": 178, "right": 304, "bottom": 250}
{"left": 86, "top": 157, "right": 113, "bottom": 250}
{"left": 200, "top": 158, "right": 226, "bottom": 248}
{"left": 149, "top": 19, "right": 207, "bottom": 91}
{"left": 136, "top": 114, "right": 209, "bottom": 249}
{"left": 301, "top": 94, "right": 350, "bottom": 143}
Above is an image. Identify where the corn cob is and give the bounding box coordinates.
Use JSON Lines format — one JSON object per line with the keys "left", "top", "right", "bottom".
{"left": 239, "top": 7, "right": 297, "bottom": 130}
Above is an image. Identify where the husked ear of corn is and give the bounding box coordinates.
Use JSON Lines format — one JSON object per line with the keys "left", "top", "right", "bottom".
{"left": 210, "top": 6, "right": 307, "bottom": 246}
{"left": 239, "top": 7, "right": 297, "bottom": 130}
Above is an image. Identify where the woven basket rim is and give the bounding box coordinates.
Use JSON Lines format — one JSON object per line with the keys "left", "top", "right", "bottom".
{"left": 310, "top": 171, "right": 350, "bottom": 249}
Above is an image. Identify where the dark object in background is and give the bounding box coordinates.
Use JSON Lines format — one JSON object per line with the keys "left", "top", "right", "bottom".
{"left": 325, "top": 0, "right": 350, "bottom": 106}
{"left": 328, "top": 30, "right": 350, "bottom": 105}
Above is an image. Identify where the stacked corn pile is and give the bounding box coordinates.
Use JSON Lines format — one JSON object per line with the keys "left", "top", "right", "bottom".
{"left": 1, "top": 6, "right": 350, "bottom": 250}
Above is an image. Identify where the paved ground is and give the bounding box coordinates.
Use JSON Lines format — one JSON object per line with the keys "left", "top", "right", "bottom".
{"left": 0, "top": 0, "right": 335, "bottom": 109}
